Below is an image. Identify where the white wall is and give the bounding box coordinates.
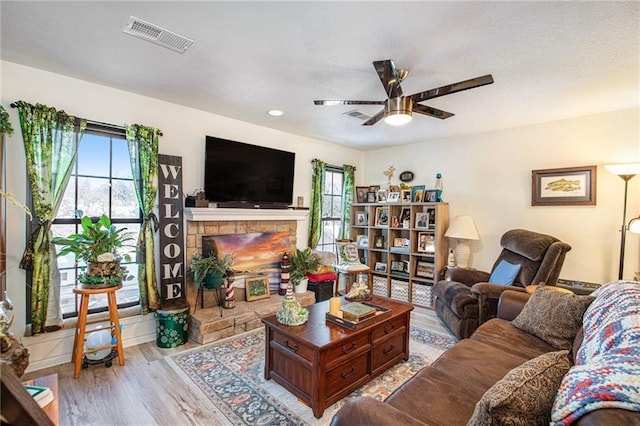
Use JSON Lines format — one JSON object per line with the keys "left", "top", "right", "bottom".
{"left": 1, "top": 61, "right": 364, "bottom": 370}
{"left": 363, "top": 108, "right": 640, "bottom": 284}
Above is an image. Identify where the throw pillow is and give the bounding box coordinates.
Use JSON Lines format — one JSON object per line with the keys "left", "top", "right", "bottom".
{"left": 488, "top": 260, "right": 521, "bottom": 285}
{"left": 512, "top": 286, "right": 594, "bottom": 350}
{"left": 467, "top": 350, "right": 572, "bottom": 426}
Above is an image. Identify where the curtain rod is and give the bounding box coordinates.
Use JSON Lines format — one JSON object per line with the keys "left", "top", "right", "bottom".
{"left": 9, "top": 103, "right": 163, "bottom": 136}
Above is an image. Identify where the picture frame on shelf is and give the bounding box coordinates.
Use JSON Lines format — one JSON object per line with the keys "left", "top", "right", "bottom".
{"left": 356, "top": 235, "right": 369, "bottom": 248}
{"left": 400, "top": 189, "right": 413, "bottom": 203}
{"left": 374, "top": 207, "right": 389, "bottom": 227}
{"left": 417, "top": 232, "right": 435, "bottom": 253}
{"left": 387, "top": 192, "right": 400, "bottom": 203}
{"left": 391, "top": 216, "right": 400, "bottom": 228}
{"left": 415, "top": 212, "right": 429, "bottom": 229}
{"left": 376, "top": 189, "right": 388, "bottom": 203}
{"left": 355, "top": 186, "right": 369, "bottom": 203}
{"left": 245, "top": 275, "right": 271, "bottom": 301}
{"left": 369, "top": 185, "right": 381, "bottom": 192}
{"left": 531, "top": 165, "right": 596, "bottom": 206}
{"left": 374, "top": 235, "right": 385, "bottom": 249}
{"left": 412, "top": 185, "right": 425, "bottom": 202}
{"left": 424, "top": 190, "right": 438, "bottom": 202}
{"left": 391, "top": 261, "right": 405, "bottom": 273}
{"left": 427, "top": 208, "right": 436, "bottom": 229}
{"left": 374, "top": 262, "right": 387, "bottom": 272}
{"left": 366, "top": 191, "right": 377, "bottom": 203}
{"left": 393, "top": 237, "right": 404, "bottom": 247}
{"left": 389, "top": 185, "right": 399, "bottom": 193}
{"left": 416, "top": 261, "right": 435, "bottom": 278}
{"left": 355, "top": 211, "right": 368, "bottom": 226}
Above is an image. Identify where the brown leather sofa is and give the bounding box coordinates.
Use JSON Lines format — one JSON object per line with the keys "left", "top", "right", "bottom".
{"left": 434, "top": 229, "right": 571, "bottom": 339}
{"left": 330, "top": 290, "right": 638, "bottom": 426}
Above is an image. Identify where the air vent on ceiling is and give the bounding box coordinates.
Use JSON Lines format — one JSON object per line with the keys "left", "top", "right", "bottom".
{"left": 123, "top": 16, "right": 194, "bottom": 54}
{"left": 343, "top": 109, "right": 371, "bottom": 121}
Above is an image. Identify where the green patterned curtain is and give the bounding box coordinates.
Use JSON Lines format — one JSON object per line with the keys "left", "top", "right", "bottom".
{"left": 16, "top": 101, "right": 86, "bottom": 335}
{"left": 126, "top": 124, "right": 161, "bottom": 314}
{"left": 307, "top": 159, "right": 326, "bottom": 248}
{"left": 0, "top": 105, "right": 14, "bottom": 136}
{"left": 341, "top": 164, "right": 356, "bottom": 239}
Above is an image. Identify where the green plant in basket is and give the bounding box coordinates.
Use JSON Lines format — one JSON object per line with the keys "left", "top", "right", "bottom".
{"left": 52, "top": 214, "right": 134, "bottom": 287}
{"left": 189, "top": 251, "right": 234, "bottom": 289}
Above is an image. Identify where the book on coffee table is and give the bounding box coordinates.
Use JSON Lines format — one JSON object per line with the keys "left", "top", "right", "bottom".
{"left": 340, "top": 302, "right": 377, "bottom": 322}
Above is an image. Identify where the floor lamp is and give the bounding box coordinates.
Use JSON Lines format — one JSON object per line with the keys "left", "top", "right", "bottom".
{"left": 605, "top": 162, "right": 640, "bottom": 280}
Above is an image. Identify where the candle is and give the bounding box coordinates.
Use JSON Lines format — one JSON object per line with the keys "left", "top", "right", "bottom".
{"left": 329, "top": 297, "right": 341, "bottom": 315}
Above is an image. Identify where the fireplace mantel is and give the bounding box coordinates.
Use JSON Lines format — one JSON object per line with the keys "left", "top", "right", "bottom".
{"left": 184, "top": 207, "right": 309, "bottom": 222}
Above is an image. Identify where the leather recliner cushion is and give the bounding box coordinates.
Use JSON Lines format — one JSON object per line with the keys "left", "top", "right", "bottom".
{"left": 435, "top": 281, "right": 479, "bottom": 318}
{"left": 500, "top": 229, "right": 558, "bottom": 262}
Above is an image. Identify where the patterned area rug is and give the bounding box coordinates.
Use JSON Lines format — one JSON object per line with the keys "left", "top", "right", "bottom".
{"left": 167, "top": 326, "right": 456, "bottom": 425}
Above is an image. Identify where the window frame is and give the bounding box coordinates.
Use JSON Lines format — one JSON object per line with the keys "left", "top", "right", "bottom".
{"left": 25, "top": 122, "right": 143, "bottom": 321}
{"left": 316, "top": 166, "right": 345, "bottom": 253}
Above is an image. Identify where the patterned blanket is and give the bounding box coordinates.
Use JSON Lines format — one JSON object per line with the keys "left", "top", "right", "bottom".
{"left": 551, "top": 280, "right": 640, "bottom": 425}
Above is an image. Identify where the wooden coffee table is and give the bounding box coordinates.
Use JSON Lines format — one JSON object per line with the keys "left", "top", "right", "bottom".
{"left": 262, "top": 296, "right": 413, "bottom": 418}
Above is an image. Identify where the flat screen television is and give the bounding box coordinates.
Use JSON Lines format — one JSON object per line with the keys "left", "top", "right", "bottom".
{"left": 204, "top": 136, "right": 295, "bottom": 208}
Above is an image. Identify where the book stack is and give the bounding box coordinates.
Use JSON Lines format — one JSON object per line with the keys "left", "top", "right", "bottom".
{"left": 340, "top": 302, "right": 377, "bottom": 322}
{"left": 24, "top": 384, "right": 54, "bottom": 408}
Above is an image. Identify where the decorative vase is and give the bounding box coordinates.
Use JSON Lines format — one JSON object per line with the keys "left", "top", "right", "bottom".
{"left": 295, "top": 277, "right": 308, "bottom": 293}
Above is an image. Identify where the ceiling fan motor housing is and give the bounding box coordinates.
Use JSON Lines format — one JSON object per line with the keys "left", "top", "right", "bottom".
{"left": 385, "top": 97, "right": 413, "bottom": 124}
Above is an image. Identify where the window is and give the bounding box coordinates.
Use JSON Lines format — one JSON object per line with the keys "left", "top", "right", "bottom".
{"left": 316, "top": 167, "right": 344, "bottom": 252}
{"left": 51, "top": 125, "right": 141, "bottom": 318}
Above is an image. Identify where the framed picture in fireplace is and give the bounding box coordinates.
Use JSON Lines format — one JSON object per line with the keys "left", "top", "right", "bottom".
{"left": 246, "top": 275, "right": 270, "bottom": 301}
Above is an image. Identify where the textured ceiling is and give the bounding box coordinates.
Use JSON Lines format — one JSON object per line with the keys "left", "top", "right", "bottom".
{"left": 1, "top": 1, "right": 638, "bottom": 150}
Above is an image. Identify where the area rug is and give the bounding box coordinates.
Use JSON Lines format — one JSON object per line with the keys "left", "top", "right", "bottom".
{"left": 166, "top": 326, "right": 456, "bottom": 425}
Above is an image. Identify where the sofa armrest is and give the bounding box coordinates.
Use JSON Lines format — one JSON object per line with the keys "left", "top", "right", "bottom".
{"left": 496, "top": 290, "right": 530, "bottom": 320}
{"left": 446, "top": 268, "right": 490, "bottom": 286}
{"left": 330, "top": 397, "right": 429, "bottom": 426}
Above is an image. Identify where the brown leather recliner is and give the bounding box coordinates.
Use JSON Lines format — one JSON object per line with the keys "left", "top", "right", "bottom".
{"left": 434, "top": 229, "right": 571, "bottom": 339}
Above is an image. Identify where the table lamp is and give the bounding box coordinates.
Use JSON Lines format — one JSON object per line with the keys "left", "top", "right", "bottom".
{"left": 605, "top": 162, "right": 640, "bottom": 279}
{"left": 444, "top": 215, "right": 479, "bottom": 268}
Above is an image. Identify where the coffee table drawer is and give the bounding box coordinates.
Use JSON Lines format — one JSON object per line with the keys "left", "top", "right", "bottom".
{"left": 371, "top": 317, "right": 406, "bottom": 343}
{"left": 372, "top": 332, "right": 406, "bottom": 371}
{"left": 326, "top": 351, "right": 369, "bottom": 397}
{"left": 325, "top": 334, "right": 370, "bottom": 366}
{"left": 271, "top": 330, "right": 314, "bottom": 362}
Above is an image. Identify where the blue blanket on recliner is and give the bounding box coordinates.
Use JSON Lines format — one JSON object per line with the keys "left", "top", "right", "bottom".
{"left": 551, "top": 280, "right": 640, "bottom": 425}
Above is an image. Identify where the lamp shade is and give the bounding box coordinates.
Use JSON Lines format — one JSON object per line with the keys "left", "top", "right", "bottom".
{"left": 445, "top": 216, "right": 479, "bottom": 241}
{"left": 629, "top": 216, "right": 640, "bottom": 234}
{"left": 605, "top": 162, "right": 640, "bottom": 179}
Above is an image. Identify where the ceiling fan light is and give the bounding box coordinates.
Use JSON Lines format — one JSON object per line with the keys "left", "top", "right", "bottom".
{"left": 384, "top": 97, "right": 413, "bottom": 126}
{"left": 385, "top": 113, "right": 412, "bottom": 126}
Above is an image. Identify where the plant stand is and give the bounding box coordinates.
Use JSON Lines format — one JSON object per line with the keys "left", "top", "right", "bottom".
{"left": 194, "top": 286, "right": 224, "bottom": 317}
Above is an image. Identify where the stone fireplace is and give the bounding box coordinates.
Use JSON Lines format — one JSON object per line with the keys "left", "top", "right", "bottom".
{"left": 184, "top": 207, "right": 313, "bottom": 343}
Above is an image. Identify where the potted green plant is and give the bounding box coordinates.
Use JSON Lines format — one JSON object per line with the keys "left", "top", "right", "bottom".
{"left": 189, "top": 251, "right": 234, "bottom": 289}
{"left": 290, "top": 248, "right": 319, "bottom": 293}
{"left": 51, "top": 214, "right": 134, "bottom": 288}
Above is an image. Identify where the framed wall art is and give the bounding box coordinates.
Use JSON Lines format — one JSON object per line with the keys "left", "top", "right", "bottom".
{"left": 531, "top": 165, "right": 596, "bottom": 206}
{"left": 245, "top": 275, "right": 271, "bottom": 301}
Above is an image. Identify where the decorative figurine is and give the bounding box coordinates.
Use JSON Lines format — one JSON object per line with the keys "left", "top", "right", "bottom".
{"left": 223, "top": 270, "right": 236, "bottom": 309}
{"left": 279, "top": 252, "right": 290, "bottom": 296}
{"left": 276, "top": 279, "right": 309, "bottom": 326}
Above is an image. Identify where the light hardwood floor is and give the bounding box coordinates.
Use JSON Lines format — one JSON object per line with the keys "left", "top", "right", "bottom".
{"left": 22, "top": 306, "right": 454, "bottom": 426}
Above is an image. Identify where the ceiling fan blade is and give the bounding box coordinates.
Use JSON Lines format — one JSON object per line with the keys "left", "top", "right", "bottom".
{"left": 413, "top": 104, "right": 454, "bottom": 120}
{"left": 410, "top": 74, "right": 494, "bottom": 104}
{"left": 362, "top": 110, "right": 385, "bottom": 126}
{"left": 373, "top": 59, "right": 403, "bottom": 99}
{"left": 314, "top": 100, "right": 385, "bottom": 106}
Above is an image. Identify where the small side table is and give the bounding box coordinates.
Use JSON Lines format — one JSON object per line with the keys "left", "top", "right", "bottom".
{"left": 71, "top": 285, "right": 125, "bottom": 379}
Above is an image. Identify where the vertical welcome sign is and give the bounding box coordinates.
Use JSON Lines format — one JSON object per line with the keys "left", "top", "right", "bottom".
{"left": 157, "top": 154, "right": 187, "bottom": 309}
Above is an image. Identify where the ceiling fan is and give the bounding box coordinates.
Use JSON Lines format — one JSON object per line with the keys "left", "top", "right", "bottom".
{"left": 314, "top": 59, "right": 494, "bottom": 126}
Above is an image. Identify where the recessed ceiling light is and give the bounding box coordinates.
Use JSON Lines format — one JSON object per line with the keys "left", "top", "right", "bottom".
{"left": 268, "top": 110, "right": 284, "bottom": 117}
